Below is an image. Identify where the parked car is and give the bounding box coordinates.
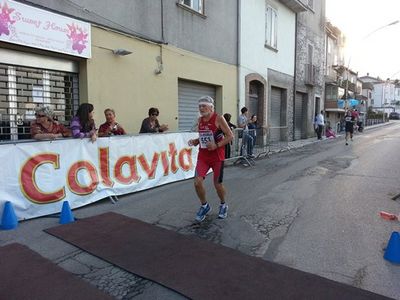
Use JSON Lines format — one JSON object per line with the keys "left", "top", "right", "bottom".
{"left": 389, "top": 112, "right": 400, "bottom": 120}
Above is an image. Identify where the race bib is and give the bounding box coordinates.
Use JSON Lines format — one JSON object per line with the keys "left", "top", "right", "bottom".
{"left": 199, "top": 130, "right": 215, "bottom": 148}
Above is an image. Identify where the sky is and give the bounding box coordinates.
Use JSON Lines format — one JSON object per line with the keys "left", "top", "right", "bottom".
{"left": 326, "top": 0, "right": 400, "bottom": 80}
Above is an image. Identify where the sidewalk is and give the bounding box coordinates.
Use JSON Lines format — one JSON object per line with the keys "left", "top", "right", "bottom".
{"left": 286, "top": 121, "right": 391, "bottom": 151}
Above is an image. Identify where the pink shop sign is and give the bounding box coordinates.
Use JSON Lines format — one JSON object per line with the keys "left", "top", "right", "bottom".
{"left": 0, "top": 0, "right": 91, "bottom": 58}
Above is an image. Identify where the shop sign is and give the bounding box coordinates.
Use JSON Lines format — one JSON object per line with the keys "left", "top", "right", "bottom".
{"left": 0, "top": 0, "right": 91, "bottom": 58}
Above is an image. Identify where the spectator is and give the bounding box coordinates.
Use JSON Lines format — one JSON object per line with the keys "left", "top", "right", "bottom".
{"left": 248, "top": 114, "right": 258, "bottom": 146}
{"left": 315, "top": 110, "right": 325, "bottom": 140}
{"left": 223, "top": 113, "right": 237, "bottom": 158}
{"left": 325, "top": 126, "right": 336, "bottom": 139}
{"left": 98, "top": 108, "right": 126, "bottom": 137}
{"left": 344, "top": 110, "right": 355, "bottom": 146}
{"left": 139, "top": 107, "right": 169, "bottom": 133}
{"left": 238, "top": 107, "right": 254, "bottom": 158}
{"left": 71, "top": 103, "right": 97, "bottom": 142}
{"left": 30, "top": 106, "right": 71, "bottom": 140}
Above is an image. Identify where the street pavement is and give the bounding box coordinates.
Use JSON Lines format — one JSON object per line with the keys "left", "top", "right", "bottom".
{"left": 1, "top": 121, "right": 399, "bottom": 299}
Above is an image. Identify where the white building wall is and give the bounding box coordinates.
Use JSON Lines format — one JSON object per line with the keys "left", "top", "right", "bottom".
{"left": 239, "top": 0, "right": 295, "bottom": 105}
{"left": 372, "top": 83, "right": 395, "bottom": 107}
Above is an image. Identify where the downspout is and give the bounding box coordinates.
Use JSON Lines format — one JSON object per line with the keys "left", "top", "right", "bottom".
{"left": 161, "top": 0, "right": 165, "bottom": 42}
{"left": 156, "top": 0, "right": 165, "bottom": 75}
{"left": 292, "top": 13, "right": 298, "bottom": 141}
{"left": 237, "top": 0, "right": 241, "bottom": 121}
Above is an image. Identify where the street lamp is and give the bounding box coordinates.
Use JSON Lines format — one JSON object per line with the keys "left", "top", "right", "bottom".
{"left": 344, "top": 20, "right": 400, "bottom": 110}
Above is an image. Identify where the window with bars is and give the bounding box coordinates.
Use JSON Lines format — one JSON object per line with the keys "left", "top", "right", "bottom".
{"left": 179, "top": 0, "right": 203, "bottom": 14}
{"left": 265, "top": 5, "right": 278, "bottom": 49}
{"left": 0, "top": 64, "right": 79, "bottom": 141}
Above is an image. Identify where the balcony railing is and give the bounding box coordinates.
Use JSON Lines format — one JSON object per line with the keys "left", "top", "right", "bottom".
{"left": 305, "top": 64, "right": 316, "bottom": 86}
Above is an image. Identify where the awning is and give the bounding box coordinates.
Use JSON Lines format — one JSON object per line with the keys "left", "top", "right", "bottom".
{"left": 325, "top": 108, "right": 346, "bottom": 113}
{"left": 337, "top": 99, "right": 360, "bottom": 108}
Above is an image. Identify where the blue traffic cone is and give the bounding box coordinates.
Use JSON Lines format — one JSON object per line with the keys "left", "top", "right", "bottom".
{"left": 384, "top": 231, "right": 400, "bottom": 264}
{"left": 1, "top": 201, "right": 18, "bottom": 230}
{"left": 59, "top": 201, "right": 75, "bottom": 224}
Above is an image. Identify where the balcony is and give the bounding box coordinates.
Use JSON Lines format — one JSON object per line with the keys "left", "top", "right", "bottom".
{"left": 305, "top": 64, "right": 316, "bottom": 86}
{"left": 279, "top": 0, "right": 308, "bottom": 12}
{"left": 341, "top": 80, "right": 356, "bottom": 92}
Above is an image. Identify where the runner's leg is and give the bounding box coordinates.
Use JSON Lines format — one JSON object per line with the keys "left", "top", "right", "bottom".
{"left": 212, "top": 161, "right": 225, "bottom": 203}
{"left": 194, "top": 159, "right": 209, "bottom": 205}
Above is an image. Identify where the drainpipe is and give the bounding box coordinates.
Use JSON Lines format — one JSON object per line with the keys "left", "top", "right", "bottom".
{"left": 237, "top": 0, "right": 241, "bottom": 121}
{"left": 161, "top": 0, "right": 165, "bottom": 42}
{"left": 292, "top": 12, "right": 298, "bottom": 141}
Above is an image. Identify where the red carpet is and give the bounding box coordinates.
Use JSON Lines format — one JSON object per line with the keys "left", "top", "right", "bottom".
{"left": 46, "top": 212, "right": 393, "bottom": 300}
{"left": 0, "top": 243, "right": 113, "bottom": 300}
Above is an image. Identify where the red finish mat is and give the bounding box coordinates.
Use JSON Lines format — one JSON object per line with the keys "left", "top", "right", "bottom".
{"left": 46, "top": 212, "right": 393, "bottom": 300}
{"left": 0, "top": 243, "right": 113, "bottom": 300}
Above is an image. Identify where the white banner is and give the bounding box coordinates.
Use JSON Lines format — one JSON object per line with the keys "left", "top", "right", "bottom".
{"left": 0, "top": 0, "right": 91, "bottom": 58}
{"left": 0, "top": 132, "right": 198, "bottom": 220}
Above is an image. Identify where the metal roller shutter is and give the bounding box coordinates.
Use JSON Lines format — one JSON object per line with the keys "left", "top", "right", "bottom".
{"left": 270, "top": 87, "right": 282, "bottom": 142}
{"left": 294, "top": 92, "right": 305, "bottom": 140}
{"left": 178, "top": 80, "right": 216, "bottom": 131}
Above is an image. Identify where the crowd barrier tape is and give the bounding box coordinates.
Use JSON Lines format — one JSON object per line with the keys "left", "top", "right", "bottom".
{"left": 0, "top": 132, "right": 198, "bottom": 220}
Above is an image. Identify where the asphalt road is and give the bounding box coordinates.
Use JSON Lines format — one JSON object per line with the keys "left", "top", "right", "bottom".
{"left": 1, "top": 122, "right": 400, "bottom": 299}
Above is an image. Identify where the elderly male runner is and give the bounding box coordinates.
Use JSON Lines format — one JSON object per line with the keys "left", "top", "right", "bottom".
{"left": 189, "top": 96, "right": 233, "bottom": 222}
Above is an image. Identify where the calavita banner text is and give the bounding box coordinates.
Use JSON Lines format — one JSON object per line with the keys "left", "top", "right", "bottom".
{"left": 0, "top": 132, "right": 198, "bottom": 220}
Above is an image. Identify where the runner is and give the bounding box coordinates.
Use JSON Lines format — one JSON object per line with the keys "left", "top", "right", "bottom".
{"left": 344, "top": 110, "right": 355, "bottom": 145}
{"left": 188, "top": 96, "right": 233, "bottom": 222}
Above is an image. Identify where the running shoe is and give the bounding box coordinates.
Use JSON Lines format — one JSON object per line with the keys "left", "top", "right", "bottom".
{"left": 195, "top": 203, "right": 211, "bottom": 222}
{"left": 218, "top": 204, "right": 228, "bottom": 219}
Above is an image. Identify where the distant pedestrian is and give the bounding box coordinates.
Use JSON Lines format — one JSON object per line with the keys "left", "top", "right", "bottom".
{"left": 344, "top": 110, "right": 355, "bottom": 145}
{"left": 188, "top": 96, "right": 233, "bottom": 222}
{"left": 315, "top": 110, "right": 325, "bottom": 140}
{"left": 238, "top": 107, "right": 254, "bottom": 158}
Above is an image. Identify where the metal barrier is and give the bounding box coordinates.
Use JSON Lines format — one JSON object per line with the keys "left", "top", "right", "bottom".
{"left": 266, "top": 126, "right": 290, "bottom": 154}
{"left": 365, "top": 118, "right": 386, "bottom": 126}
{"left": 224, "top": 126, "right": 290, "bottom": 166}
{"left": 224, "top": 128, "right": 255, "bottom": 166}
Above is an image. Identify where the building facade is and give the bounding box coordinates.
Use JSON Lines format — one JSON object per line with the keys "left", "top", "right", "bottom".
{"left": 0, "top": 0, "right": 238, "bottom": 140}
{"left": 324, "top": 21, "right": 347, "bottom": 132}
{"left": 294, "top": 0, "right": 326, "bottom": 140}
{"left": 239, "top": 0, "right": 307, "bottom": 143}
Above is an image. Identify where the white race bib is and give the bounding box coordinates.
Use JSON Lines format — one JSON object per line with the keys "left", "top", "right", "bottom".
{"left": 199, "top": 130, "right": 215, "bottom": 148}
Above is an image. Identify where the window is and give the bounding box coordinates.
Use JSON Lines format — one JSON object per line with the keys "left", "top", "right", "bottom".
{"left": 308, "top": 44, "right": 313, "bottom": 64}
{"left": 179, "top": 0, "right": 203, "bottom": 14}
{"left": 265, "top": 5, "right": 277, "bottom": 49}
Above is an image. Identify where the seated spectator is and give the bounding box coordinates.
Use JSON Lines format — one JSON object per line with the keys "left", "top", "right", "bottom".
{"left": 71, "top": 103, "right": 97, "bottom": 142}
{"left": 139, "top": 107, "right": 169, "bottom": 133}
{"left": 31, "top": 106, "right": 71, "bottom": 140}
{"left": 325, "top": 126, "right": 336, "bottom": 139}
{"left": 98, "top": 108, "right": 126, "bottom": 137}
